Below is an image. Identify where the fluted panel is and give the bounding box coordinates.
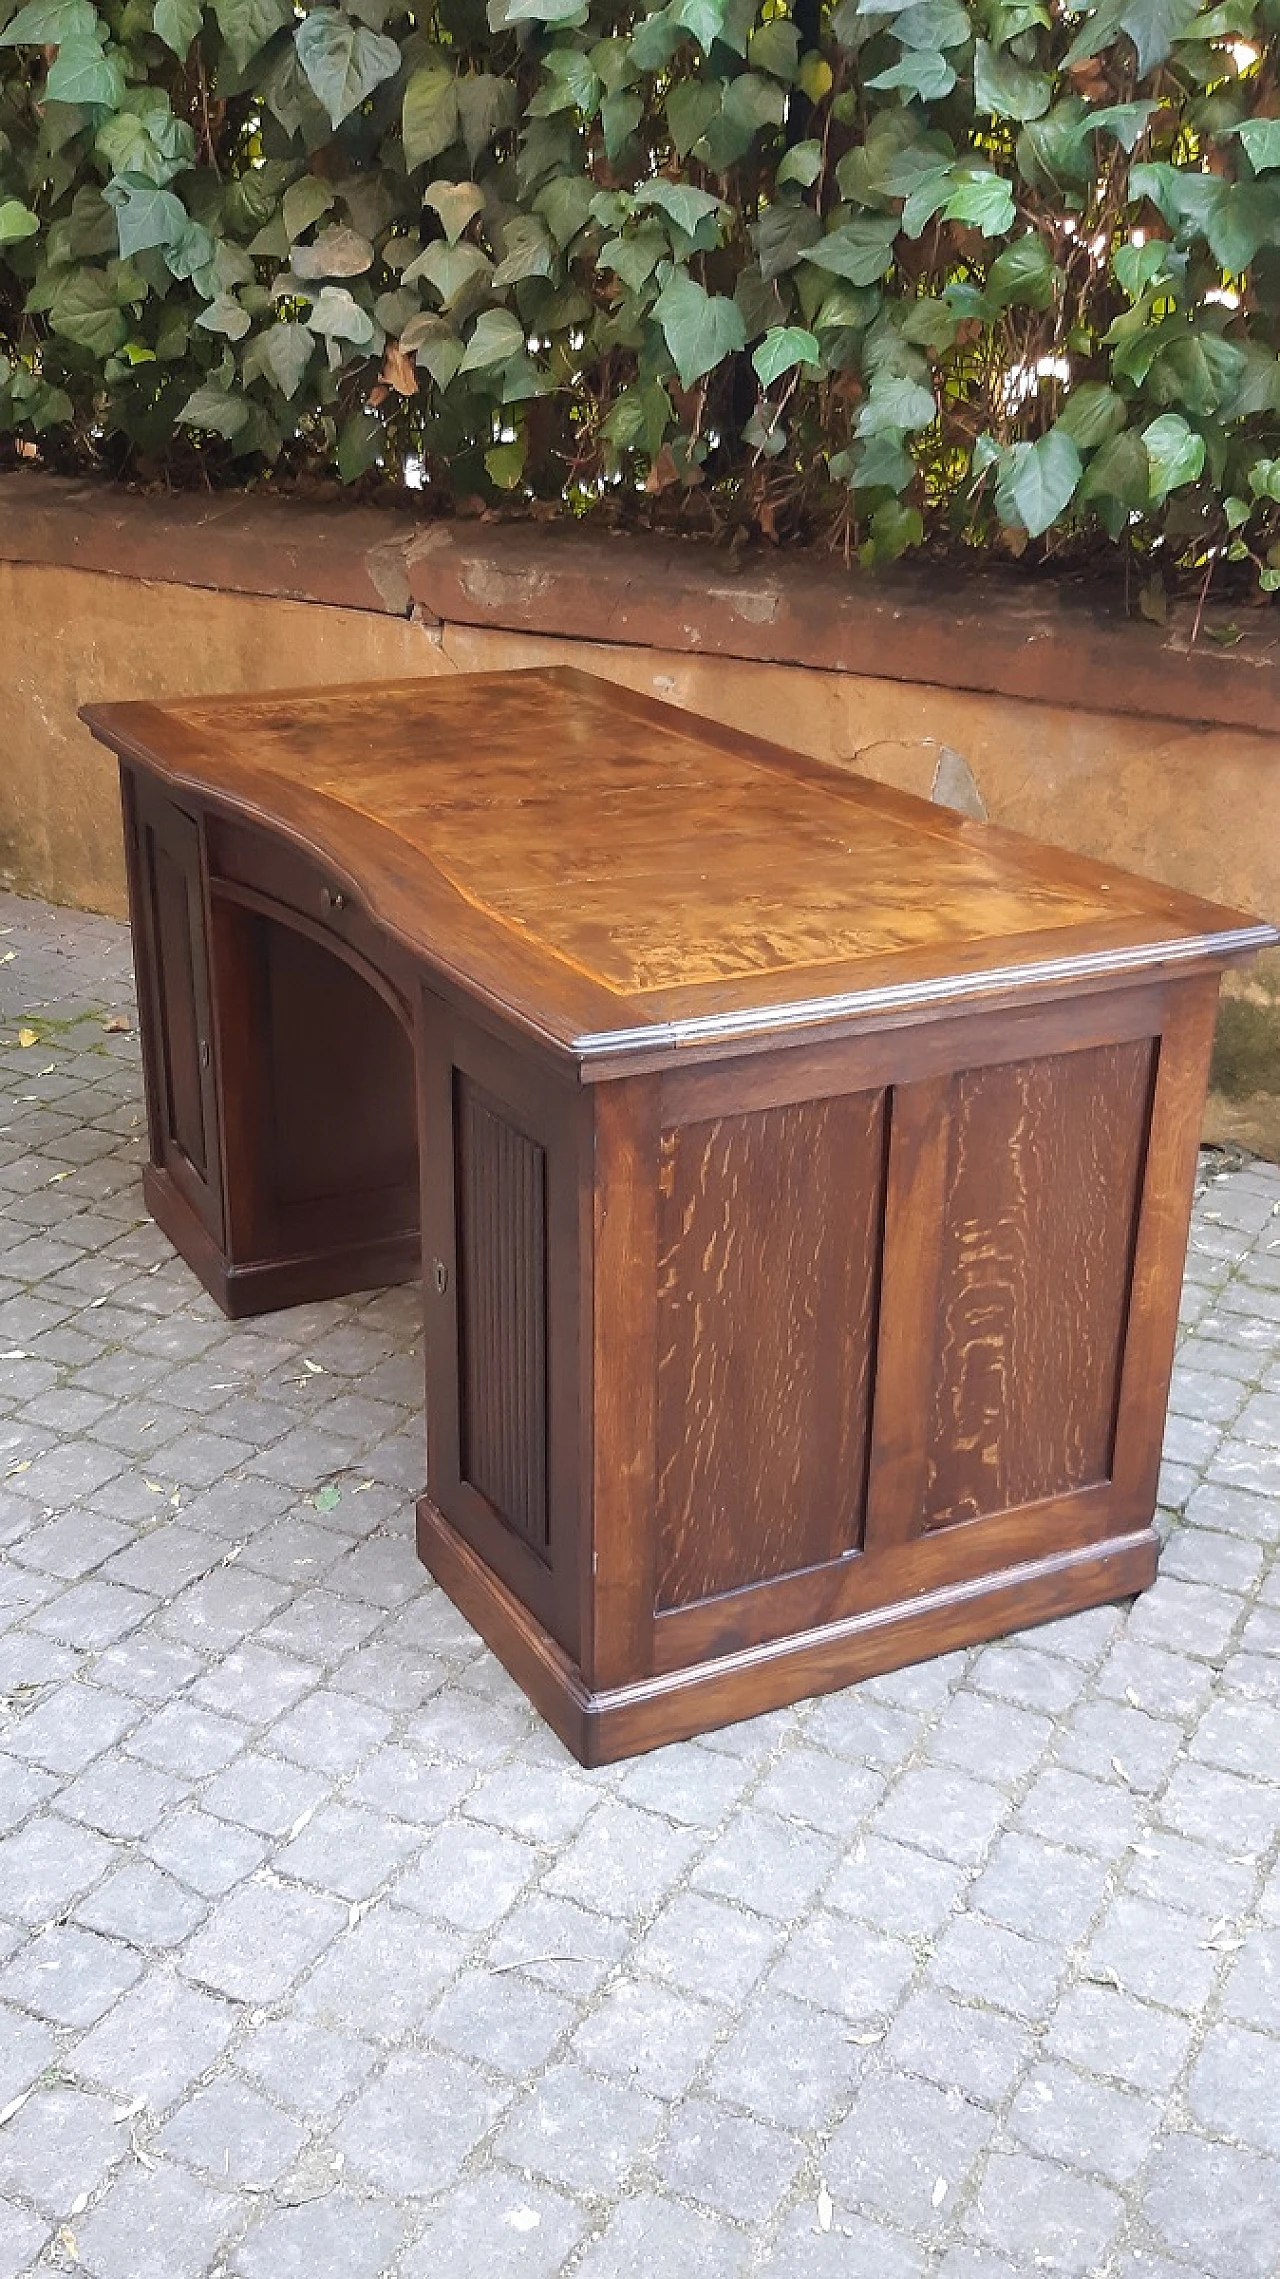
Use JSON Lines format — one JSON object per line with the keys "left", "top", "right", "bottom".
{"left": 455, "top": 1076, "right": 549, "bottom": 1554}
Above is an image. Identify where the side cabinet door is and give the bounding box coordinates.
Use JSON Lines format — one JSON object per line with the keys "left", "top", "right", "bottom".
{"left": 126, "top": 770, "right": 224, "bottom": 1246}
{"left": 418, "top": 992, "right": 587, "bottom": 1663}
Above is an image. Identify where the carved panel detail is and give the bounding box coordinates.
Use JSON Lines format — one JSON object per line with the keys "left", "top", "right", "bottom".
{"left": 455, "top": 1077, "right": 549, "bottom": 1554}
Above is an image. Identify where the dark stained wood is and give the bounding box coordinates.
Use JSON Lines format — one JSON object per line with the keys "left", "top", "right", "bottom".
{"left": 96, "top": 671, "right": 1278, "bottom": 1762}
{"left": 925, "top": 1040, "right": 1155, "bottom": 1527}
{"left": 654, "top": 1095, "right": 884, "bottom": 1609}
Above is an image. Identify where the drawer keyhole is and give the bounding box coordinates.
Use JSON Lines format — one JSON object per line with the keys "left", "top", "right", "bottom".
{"left": 432, "top": 1259, "right": 449, "bottom": 1295}
{"left": 320, "top": 886, "right": 347, "bottom": 916}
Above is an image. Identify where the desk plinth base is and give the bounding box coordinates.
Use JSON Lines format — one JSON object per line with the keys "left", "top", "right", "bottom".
{"left": 418, "top": 1495, "right": 1158, "bottom": 1766}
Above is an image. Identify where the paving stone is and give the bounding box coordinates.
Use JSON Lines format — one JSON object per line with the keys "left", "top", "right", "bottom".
{"left": 484, "top": 1890, "right": 628, "bottom": 1999}
{"left": 0, "top": 1807, "right": 114, "bottom": 1922}
{"left": 1045, "top": 1983, "right": 1195, "bottom": 2093}
{"left": 75, "top": 1857, "right": 208, "bottom": 1950}
{"left": 1142, "top": 2134, "right": 1280, "bottom": 2279}
{"left": 1191, "top": 1691, "right": 1280, "bottom": 1780}
{"left": 146, "top": 1804, "right": 270, "bottom": 1897}
{"left": 1221, "top": 1926, "right": 1280, "bottom": 2032}
{"left": 230, "top": 2193, "right": 410, "bottom": 2279}
{"left": 0, "top": 2196, "right": 46, "bottom": 2279}
{"left": 0, "top": 2083, "right": 124, "bottom": 2216}
{"left": 334, "top": 2048, "right": 510, "bottom": 2195}
{"left": 0, "top": 1999, "right": 55, "bottom": 2105}
{"left": 633, "top": 1889, "right": 781, "bottom": 2008}
{"left": 804, "top": 1692, "right": 925, "bottom": 1769}
{"left": 963, "top": 2150, "right": 1122, "bottom": 2275}
{"left": 1184, "top": 1480, "right": 1280, "bottom": 1545}
{"left": 1016, "top": 1766, "right": 1145, "bottom": 1861}
{"left": 392, "top": 1818, "right": 539, "bottom": 1932}
{"left": 128, "top": 1700, "right": 249, "bottom": 1779}
{"left": 58, "top": 1752, "right": 186, "bottom": 1839}
{"left": 69, "top": 1967, "right": 237, "bottom": 2108}
{"left": 430, "top": 1966, "right": 574, "bottom": 2078}
{"left": 572, "top": 2191, "right": 751, "bottom": 2279}
{"left": 235, "top": 2016, "right": 381, "bottom": 2120}
{"left": 297, "top": 1905, "right": 468, "bottom": 2040}
{"left": 751, "top": 1745, "right": 886, "bottom": 1835}
{"left": 969, "top": 1641, "right": 1090, "bottom": 1714}
{"left": 884, "top": 1989, "right": 1030, "bottom": 2108}
{"left": 71, "top": 2156, "right": 242, "bottom": 2279}
{"left": 926, "top": 1691, "right": 1053, "bottom": 1786}
{"left": 92, "top": 1631, "right": 205, "bottom": 1702}
{"left": 707, "top": 1985, "right": 869, "bottom": 2129}
{"left": 1054, "top": 1699, "right": 1186, "bottom": 1795}
{"left": 928, "top": 1911, "right": 1065, "bottom": 2022}
{"left": 1086, "top": 1893, "right": 1220, "bottom": 2013}
{"left": 569, "top": 1973, "right": 721, "bottom": 2098}
{"left": 274, "top": 1800, "right": 422, "bottom": 1901}
{"left": 397, "top": 2171, "right": 586, "bottom": 2279}
{"left": 824, "top": 1834, "right": 968, "bottom": 1938}
{"left": 12, "top": 1508, "right": 133, "bottom": 1578}
{"left": 0, "top": 1920, "right": 142, "bottom": 2025}
{"left": 760, "top": 2204, "right": 930, "bottom": 2278}
{"left": 464, "top": 1758, "right": 601, "bottom": 1844}
{"left": 1124, "top": 1828, "right": 1258, "bottom": 1920}
{"left": 1008, "top": 2059, "right": 1160, "bottom": 2183}
{"left": 5, "top": 1680, "right": 136, "bottom": 1775}
{"left": 266, "top": 1689, "right": 392, "bottom": 1774}
{"left": 347, "top": 1744, "right": 474, "bottom": 1827}
{"left": 1160, "top": 1759, "right": 1280, "bottom": 1857}
{"left": 968, "top": 1832, "right": 1108, "bottom": 1948}
{"left": 179, "top": 1879, "right": 346, "bottom": 2004}
{"left": 542, "top": 1800, "right": 700, "bottom": 1920}
{"left": 201, "top": 1751, "right": 331, "bottom": 1839}
{"left": 692, "top": 1809, "right": 839, "bottom": 1921}
{"left": 825, "top": 2070, "right": 993, "bottom": 2240}
{"left": 494, "top": 2059, "right": 662, "bottom": 2194}
{"left": 872, "top": 1765, "right": 1011, "bottom": 1870}
{"left": 654, "top": 2098, "right": 804, "bottom": 2225}
{"left": 161, "top": 1567, "right": 291, "bottom": 1653}
{"left": 156, "top": 2077, "right": 308, "bottom": 2188}
{"left": 773, "top": 1910, "right": 916, "bottom": 2023}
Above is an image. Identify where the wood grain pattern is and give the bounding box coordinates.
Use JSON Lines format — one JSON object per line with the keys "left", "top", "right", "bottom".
{"left": 655, "top": 1093, "right": 885, "bottom": 1610}
{"left": 455, "top": 1078, "right": 549, "bottom": 1555}
{"left": 85, "top": 668, "right": 1274, "bottom": 1062}
{"left": 924, "top": 1040, "right": 1155, "bottom": 1527}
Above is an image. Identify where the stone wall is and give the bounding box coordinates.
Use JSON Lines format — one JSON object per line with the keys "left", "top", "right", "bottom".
{"left": 0, "top": 476, "right": 1275, "bottom": 1153}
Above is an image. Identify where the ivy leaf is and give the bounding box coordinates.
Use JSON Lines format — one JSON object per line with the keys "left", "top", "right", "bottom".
{"left": 337, "top": 408, "right": 381, "bottom": 481}
{"left": 943, "top": 170, "right": 1016, "bottom": 236}
{"left": 800, "top": 217, "right": 898, "bottom": 286}
{"left": 0, "top": 0, "right": 95, "bottom": 41}
{"left": 652, "top": 269, "right": 746, "bottom": 389}
{"left": 753, "top": 201, "right": 821, "bottom": 280}
{"left": 196, "top": 291, "right": 251, "bottom": 338}
{"left": 777, "top": 138, "right": 822, "bottom": 189}
{"left": 402, "top": 238, "right": 492, "bottom": 306}
{"left": 456, "top": 73, "right": 516, "bottom": 161}
{"left": 1056, "top": 382, "right": 1127, "bottom": 449}
{"left": 631, "top": 180, "right": 724, "bottom": 243}
{"left": 458, "top": 306, "right": 524, "bottom": 370}
{"left": 973, "top": 40, "right": 1050, "bottom": 123}
{"left": 47, "top": 265, "right": 130, "bottom": 353}
{"left": 673, "top": 0, "right": 728, "bottom": 51}
{"left": 402, "top": 65, "right": 458, "bottom": 171}
{"left": 985, "top": 231, "right": 1054, "bottom": 309}
{"left": 534, "top": 174, "right": 596, "bottom": 247}
{"left": 306, "top": 284, "right": 375, "bottom": 343}
{"left": 291, "top": 225, "right": 374, "bottom": 278}
{"left": 46, "top": 36, "right": 125, "bottom": 107}
{"left": 178, "top": 381, "right": 249, "bottom": 437}
{"left": 212, "top": 0, "right": 291, "bottom": 72}
{"left": 152, "top": 0, "right": 201, "bottom": 52}
{"left": 599, "top": 226, "right": 666, "bottom": 291}
{"left": 295, "top": 9, "right": 402, "bottom": 132}
{"left": 996, "top": 428, "right": 1082, "bottom": 536}
{"left": 1119, "top": 0, "right": 1203, "bottom": 73}
{"left": 1079, "top": 429, "right": 1150, "bottom": 513}
{"left": 423, "top": 179, "right": 484, "bottom": 245}
{"left": 0, "top": 199, "right": 40, "bottom": 244}
{"left": 667, "top": 78, "right": 719, "bottom": 159}
{"left": 752, "top": 325, "right": 820, "bottom": 386}
{"left": 1234, "top": 118, "right": 1280, "bottom": 175}
{"left": 1088, "top": 100, "right": 1158, "bottom": 152}
{"left": 257, "top": 320, "right": 315, "bottom": 396}
{"left": 282, "top": 177, "right": 336, "bottom": 242}
{"left": 857, "top": 372, "right": 937, "bottom": 433}
{"left": 866, "top": 52, "right": 956, "bottom": 100}
{"left": 1143, "top": 411, "right": 1205, "bottom": 502}
{"left": 106, "top": 178, "right": 188, "bottom": 257}
{"left": 401, "top": 312, "right": 464, "bottom": 387}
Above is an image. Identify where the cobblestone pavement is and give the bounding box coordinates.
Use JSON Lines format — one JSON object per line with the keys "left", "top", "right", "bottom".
{"left": 1, "top": 885, "right": 1279, "bottom": 2279}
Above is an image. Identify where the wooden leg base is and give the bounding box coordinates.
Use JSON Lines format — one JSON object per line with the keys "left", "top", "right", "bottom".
{"left": 416, "top": 1496, "right": 1158, "bottom": 1767}
{"left": 143, "top": 1167, "right": 419, "bottom": 1320}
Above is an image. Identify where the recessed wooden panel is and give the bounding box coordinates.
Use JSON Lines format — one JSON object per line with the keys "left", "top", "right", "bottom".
{"left": 925, "top": 1039, "right": 1155, "bottom": 1528}
{"left": 149, "top": 825, "right": 208, "bottom": 1177}
{"left": 265, "top": 922, "right": 417, "bottom": 1223}
{"left": 455, "top": 1077, "right": 549, "bottom": 1555}
{"left": 655, "top": 1092, "right": 886, "bottom": 1610}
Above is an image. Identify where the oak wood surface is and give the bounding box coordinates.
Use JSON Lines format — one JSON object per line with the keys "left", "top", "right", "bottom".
{"left": 84, "top": 667, "right": 1275, "bottom": 1067}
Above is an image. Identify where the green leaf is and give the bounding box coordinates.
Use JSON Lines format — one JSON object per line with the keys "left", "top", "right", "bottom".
{"left": 46, "top": 35, "right": 125, "bottom": 107}
{"left": 1234, "top": 118, "right": 1280, "bottom": 175}
{"left": 748, "top": 16, "right": 799, "bottom": 75}
{"left": 652, "top": 270, "right": 746, "bottom": 390}
{"left": 1079, "top": 429, "right": 1151, "bottom": 515}
{"left": 152, "top": 0, "right": 201, "bottom": 51}
{"left": 401, "top": 312, "right": 464, "bottom": 387}
{"left": 306, "top": 284, "right": 375, "bottom": 342}
{"left": 107, "top": 179, "right": 188, "bottom": 258}
{"left": 282, "top": 176, "right": 336, "bottom": 242}
{"left": 485, "top": 434, "right": 526, "bottom": 487}
{"left": 1056, "top": 383, "right": 1127, "bottom": 449}
{"left": 667, "top": 78, "right": 719, "bottom": 160}
{"left": 258, "top": 320, "right": 315, "bottom": 396}
{"left": 1119, "top": 0, "right": 1202, "bottom": 73}
{"left": 534, "top": 175, "right": 596, "bottom": 247}
{"left": 458, "top": 305, "right": 524, "bottom": 370}
{"left": 291, "top": 225, "right": 374, "bottom": 279}
{"left": 456, "top": 74, "right": 517, "bottom": 162}
{"left": 196, "top": 291, "right": 250, "bottom": 338}
{"left": 973, "top": 40, "right": 1050, "bottom": 123}
{"left": 752, "top": 325, "right": 820, "bottom": 386}
{"left": 295, "top": 9, "right": 402, "bottom": 132}
{"left": 777, "top": 138, "right": 822, "bottom": 189}
{"left": 943, "top": 170, "right": 1016, "bottom": 236}
{"left": 0, "top": 0, "right": 95, "bottom": 42}
{"left": 178, "top": 381, "right": 249, "bottom": 437}
{"left": 985, "top": 230, "right": 1054, "bottom": 309}
{"left": 673, "top": 0, "right": 727, "bottom": 51}
{"left": 863, "top": 498, "right": 923, "bottom": 561}
{"left": 996, "top": 429, "right": 1082, "bottom": 536}
{"left": 866, "top": 51, "right": 956, "bottom": 100}
{"left": 631, "top": 180, "right": 724, "bottom": 242}
{"left": 0, "top": 200, "right": 39, "bottom": 245}
{"left": 47, "top": 265, "right": 130, "bottom": 353}
{"left": 754, "top": 201, "right": 822, "bottom": 280}
{"left": 403, "top": 65, "right": 458, "bottom": 171}
{"left": 402, "top": 238, "right": 492, "bottom": 306}
{"left": 212, "top": 0, "right": 290, "bottom": 71}
{"left": 895, "top": 0, "right": 972, "bottom": 47}
{"left": 599, "top": 226, "right": 666, "bottom": 291}
{"left": 312, "top": 1482, "right": 342, "bottom": 1512}
{"left": 337, "top": 408, "right": 381, "bottom": 481}
{"left": 1089, "top": 101, "right": 1158, "bottom": 152}
{"left": 1143, "top": 411, "right": 1205, "bottom": 502}
{"left": 492, "top": 214, "right": 554, "bottom": 287}
{"left": 601, "top": 90, "right": 644, "bottom": 159}
{"left": 800, "top": 217, "right": 898, "bottom": 286}
{"left": 857, "top": 372, "right": 936, "bottom": 433}
{"left": 423, "top": 179, "right": 484, "bottom": 246}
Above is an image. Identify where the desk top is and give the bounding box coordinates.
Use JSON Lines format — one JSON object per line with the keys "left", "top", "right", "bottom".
{"left": 85, "top": 666, "right": 1275, "bottom": 1067}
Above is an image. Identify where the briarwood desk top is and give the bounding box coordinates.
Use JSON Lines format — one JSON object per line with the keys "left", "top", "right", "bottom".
{"left": 83, "top": 666, "right": 1276, "bottom": 1074}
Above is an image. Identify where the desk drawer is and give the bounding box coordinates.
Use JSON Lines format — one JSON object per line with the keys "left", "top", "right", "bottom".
{"left": 206, "top": 814, "right": 400, "bottom": 989}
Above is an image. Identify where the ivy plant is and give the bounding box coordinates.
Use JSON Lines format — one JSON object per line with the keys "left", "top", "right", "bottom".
{"left": 1, "top": 0, "right": 1278, "bottom": 583}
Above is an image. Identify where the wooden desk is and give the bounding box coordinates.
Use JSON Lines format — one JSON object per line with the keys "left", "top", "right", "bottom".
{"left": 83, "top": 668, "right": 1276, "bottom": 1763}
